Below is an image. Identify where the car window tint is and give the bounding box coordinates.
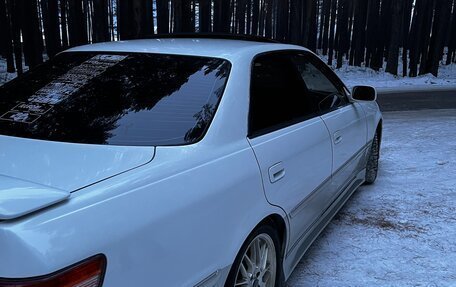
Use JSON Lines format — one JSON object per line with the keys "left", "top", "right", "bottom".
{"left": 292, "top": 54, "right": 347, "bottom": 113}
{"left": 0, "top": 52, "right": 231, "bottom": 146}
{"left": 249, "top": 53, "right": 318, "bottom": 136}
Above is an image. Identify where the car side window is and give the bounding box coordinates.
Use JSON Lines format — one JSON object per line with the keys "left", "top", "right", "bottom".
{"left": 292, "top": 54, "right": 348, "bottom": 113}
{"left": 249, "top": 53, "right": 318, "bottom": 137}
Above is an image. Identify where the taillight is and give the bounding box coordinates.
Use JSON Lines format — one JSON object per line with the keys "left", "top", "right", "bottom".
{"left": 0, "top": 254, "right": 107, "bottom": 287}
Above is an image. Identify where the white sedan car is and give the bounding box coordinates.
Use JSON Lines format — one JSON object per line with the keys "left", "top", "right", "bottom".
{"left": 0, "top": 36, "right": 382, "bottom": 287}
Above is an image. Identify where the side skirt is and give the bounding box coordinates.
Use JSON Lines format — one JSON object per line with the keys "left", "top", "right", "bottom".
{"left": 282, "top": 169, "right": 366, "bottom": 279}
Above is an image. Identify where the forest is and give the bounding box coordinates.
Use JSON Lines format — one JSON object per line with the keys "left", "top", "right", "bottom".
{"left": 0, "top": 0, "right": 455, "bottom": 77}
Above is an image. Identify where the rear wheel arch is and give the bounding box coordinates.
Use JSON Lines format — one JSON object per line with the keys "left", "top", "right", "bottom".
{"left": 225, "top": 214, "right": 287, "bottom": 287}
{"left": 259, "top": 214, "right": 287, "bottom": 256}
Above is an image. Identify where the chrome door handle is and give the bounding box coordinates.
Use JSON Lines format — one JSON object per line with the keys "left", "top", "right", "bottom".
{"left": 268, "top": 162, "right": 285, "bottom": 183}
{"left": 334, "top": 131, "right": 343, "bottom": 145}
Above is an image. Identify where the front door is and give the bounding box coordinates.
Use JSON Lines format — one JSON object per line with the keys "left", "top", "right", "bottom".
{"left": 292, "top": 52, "right": 367, "bottom": 198}
{"left": 247, "top": 52, "right": 333, "bottom": 251}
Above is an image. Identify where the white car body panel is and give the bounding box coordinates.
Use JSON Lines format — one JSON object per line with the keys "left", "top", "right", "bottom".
{"left": 320, "top": 104, "right": 368, "bottom": 196}
{"left": 0, "top": 135, "right": 155, "bottom": 191}
{"left": 0, "top": 39, "right": 382, "bottom": 286}
{"left": 248, "top": 117, "right": 333, "bottom": 251}
{"left": 0, "top": 175, "right": 70, "bottom": 220}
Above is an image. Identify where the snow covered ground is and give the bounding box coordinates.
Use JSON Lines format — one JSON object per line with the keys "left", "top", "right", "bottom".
{"left": 318, "top": 53, "right": 456, "bottom": 92}
{"left": 335, "top": 64, "right": 456, "bottom": 92}
{"left": 288, "top": 109, "right": 456, "bottom": 286}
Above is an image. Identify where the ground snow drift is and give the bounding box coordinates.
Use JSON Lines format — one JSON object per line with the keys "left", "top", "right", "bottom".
{"left": 335, "top": 64, "right": 456, "bottom": 91}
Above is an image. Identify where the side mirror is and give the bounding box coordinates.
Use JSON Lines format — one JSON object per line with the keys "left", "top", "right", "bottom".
{"left": 351, "top": 85, "right": 377, "bottom": 102}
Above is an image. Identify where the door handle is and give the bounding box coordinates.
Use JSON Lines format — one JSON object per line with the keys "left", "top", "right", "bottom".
{"left": 334, "top": 131, "right": 343, "bottom": 145}
{"left": 268, "top": 162, "right": 285, "bottom": 183}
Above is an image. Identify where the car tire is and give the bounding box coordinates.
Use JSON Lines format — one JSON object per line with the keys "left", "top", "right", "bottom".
{"left": 225, "top": 224, "right": 284, "bottom": 287}
{"left": 364, "top": 132, "right": 380, "bottom": 185}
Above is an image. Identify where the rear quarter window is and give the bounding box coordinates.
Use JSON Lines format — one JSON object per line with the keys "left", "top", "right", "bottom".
{"left": 0, "top": 52, "right": 231, "bottom": 146}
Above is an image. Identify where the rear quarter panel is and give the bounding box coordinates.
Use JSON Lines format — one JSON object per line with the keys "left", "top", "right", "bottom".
{"left": 0, "top": 141, "right": 286, "bottom": 286}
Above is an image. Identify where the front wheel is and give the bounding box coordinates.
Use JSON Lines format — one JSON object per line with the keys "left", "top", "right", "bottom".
{"left": 365, "top": 132, "right": 380, "bottom": 184}
{"left": 225, "top": 225, "right": 281, "bottom": 287}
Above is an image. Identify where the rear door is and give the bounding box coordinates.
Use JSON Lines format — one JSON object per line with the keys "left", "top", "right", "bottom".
{"left": 292, "top": 53, "right": 367, "bottom": 197}
{"left": 247, "top": 52, "right": 333, "bottom": 250}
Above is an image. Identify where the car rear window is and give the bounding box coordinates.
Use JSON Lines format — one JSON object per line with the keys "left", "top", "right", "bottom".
{"left": 0, "top": 52, "right": 231, "bottom": 146}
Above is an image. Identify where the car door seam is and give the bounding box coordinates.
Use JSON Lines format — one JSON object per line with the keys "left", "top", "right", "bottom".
{"left": 289, "top": 141, "right": 371, "bottom": 219}
{"left": 289, "top": 176, "right": 331, "bottom": 218}
{"left": 319, "top": 116, "right": 334, "bottom": 174}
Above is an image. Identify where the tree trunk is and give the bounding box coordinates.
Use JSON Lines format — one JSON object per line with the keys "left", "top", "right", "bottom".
{"left": 92, "top": 0, "right": 110, "bottom": 42}
{"left": 68, "top": 0, "right": 88, "bottom": 46}
{"left": 8, "top": 0, "right": 22, "bottom": 74}
{"left": 172, "top": 0, "right": 182, "bottom": 32}
{"left": 259, "top": 0, "right": 266, "bottom": 36}
{"left": 347, "top": 0, "right": 354, "bottom": 63}
{"left": 222, "top": 0, "right": 231, "bottom": 33}
{"left": 371, "top": 0, "right": 391, "bottom": 70}
{"left": 402, "top": 0, "right": 413, "bottom": 76}
{"left": 353, "top": 0, "right": 368, "bottom": 66}
{"left": 275, "top": 0, "right": 287, "bottom": 41}
{"left": 380, "top": 0, "right": 392, "bottom": 60}
{"left": 40, "top": 0, "right": 51, "bottom": 52}
{"left": 409, "top": 0, "right": 425, "bottom": 77}
{"left": 321, "top": 0, "right": 331, "bottom": 55}
{"left": 118, "top": 0, "right": 152, "bottom": 39}
{"left": 318, "top": 0, "right": 325, "bottom": 49}
{"left": 327, "top": 0, "right": 337, "bottom": 66}
{"left": 385, "top": 0, "right": 404, "bottom": 75}
{"left": 236, "top": 0, "right": 246, "bottom": 34}
{"left": 22, "top": 0, "right": 43, "bottom": 67}
{"left": 61, "top": 0, "right": 69, "bottom": 48}
{"left": 447, "top": 0, "right": 456, "bottom": 64}
{"left": 214, "top": 0, "right": 231, "bottom": 33}
{"left": 305, "top": 0, "right": 318, "bottom": 51}
{"left": 199, "top": 0, "right": 211, "bottom": 32}
{"left": 181, "top": 0, "right": 193, "bottom": 32}
{"left": 265, "top": 0, "right": 273, "bottom": 38}
{"left": 290, "top": 0, "right": 303, "bottom": 44}
{"left": 418, "top": 0, "right": 435, "bottom": 75}
{"left": 0, "top": 0, "right": 15, "bottom": 72}
{"left": 336, "top": 0, "right": 349, "bottom": 68}
{"left": 426, "top": 0, "right": 452, "bottom": 76}
{"left": 251, "top": 0, "right": 260, "bottom": 35}
{"left": 365, "top": 0, "right": 380, "bottom": 68}
{"left": 108, "top": 0, "right": 115, "bottom": 39}
{"left": 246, "top": 0, "right": 252, "bottom": 34}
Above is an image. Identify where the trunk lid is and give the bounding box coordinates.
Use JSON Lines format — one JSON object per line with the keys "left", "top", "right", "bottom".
{"left": 0, "top": 175, "right": 70, "bottom": 220}
{"left": 0, "top": 135, "right": 155, "bottom": 192}
{"left": 0, "top": 135, "right": 154, "bottom": 220}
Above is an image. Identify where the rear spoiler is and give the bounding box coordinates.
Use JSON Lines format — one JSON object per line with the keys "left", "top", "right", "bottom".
{"left": 0, "top": 175, "right": 70, "bottom": 220}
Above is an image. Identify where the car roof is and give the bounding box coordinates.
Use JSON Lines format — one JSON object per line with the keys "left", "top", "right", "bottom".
{"left": 65, "top": 38, "right": 310, "bottom": 62}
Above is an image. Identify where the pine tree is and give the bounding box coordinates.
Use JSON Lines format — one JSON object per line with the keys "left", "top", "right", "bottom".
{"left": 68, "top": 0, "right": 88, "bottom": 46}
{"left": 385, "top": 0, "right": 404, "bottom": 75}
{"left": 321, "top": 0, "right": 331, "bottom": 55}
{"left": 426, "top": 0, "right": 452, "bottom": 75}
{"left": 0, "top": 0, "right": 15, "bottom": 72}
{"left": 92, "top": 0, "right": 110, "bottom": 42}
{"left": 402, "top": 0, "right": 413, "bottom": 76}
{"left": 22, "top": 0, "right": 43, "bottom": 67}
{"left": 352, "top": 0, "right": 368, "bottom": 66}
{"left": 199, "top": 0, "right": 211, "bottom": 32}
{"left": 327, "top": 0, "right": 337, "bottom": 66}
